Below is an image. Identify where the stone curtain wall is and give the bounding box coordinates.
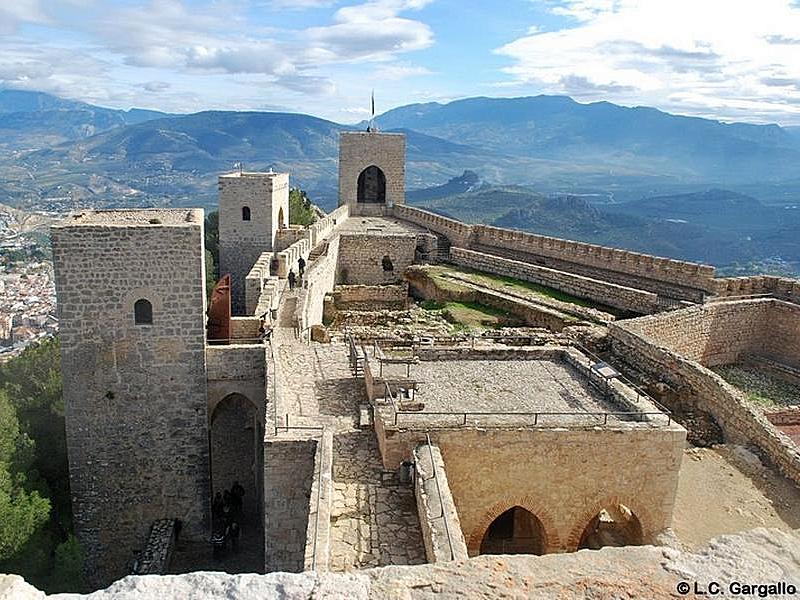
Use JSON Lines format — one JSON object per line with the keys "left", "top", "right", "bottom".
{"left": 338, "top": 132, "right": 405, "bottom": 210}
{"left": 308, "top": 205, "right": 349, "bottom": 248}
{"left": 390, "top": 204, "right": 716, "bottom": 302}
{"left": 336, "top": 234, "right": 417, "bottom": 286}
{"left": 264, "top": 439, "right": 317, "bottom": 573}
{"left": 614, "top": 298, "right": 800, "bottom": 370}
{"left": 51, "top": 211, "right": 210, "bottom": 587}
{"left": 205, "top": 344, "right": 267, "bottom": 427}
{"left": 412, "top": 443, "right": 469, "bottom": 563}
{"left": 392, "top": 205, "right": 473, "bottom": 249}
{"left": 297, "top": 234, "right": 340, "bottom": 335}
{"left": 219, "top": 172, "right": 289, "bottom": 314}
{"left": 450, "top": 247, "right": 659, "bottom": 314}
{"left": 711, "top": 275, "right": 800, "bottom": 304}
{"left": 433, "top": 427, "right": 684, "bottom": 554}
{"left": 609, "top": 300, "right": 800, "bottom": 486}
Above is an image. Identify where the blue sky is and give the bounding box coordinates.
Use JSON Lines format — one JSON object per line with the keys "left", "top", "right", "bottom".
{"left": 2, "top": 0, "right": 800, "bottom": 124}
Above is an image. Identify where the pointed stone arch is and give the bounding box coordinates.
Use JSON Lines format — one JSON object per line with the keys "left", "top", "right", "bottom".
{"left": 567, "top": 496, "right": 652, "bottom": 551}
{"left": 467, "top": 495, "right": 560, "bottom": 556}
{"left": 356, "top": 165, "right": 386, "bottom": 204}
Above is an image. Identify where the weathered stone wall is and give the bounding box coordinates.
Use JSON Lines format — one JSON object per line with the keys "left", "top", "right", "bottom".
{"left": 297, "top": 234, "right": 340, "bottom": 334}
{"left": 263, "top": 439, "right": 317, "bottom": 573}
{"left": 390, "top": 205, "right": 716, "bottom": 301}
{"left": 412, "top": 443, "right": 469, "bottom": 563}
{"left": 274, "top": 227, "right": 307, "bottom": 252}
{"left": 205, "top": 344, "right": 267, "bottom": 425}
{"left": 303, "top": 431, "right": 333, "bottom": 571}
{"left": 392, "top": 427, "right": 683, "bottom": 555}
{"left": 711, "top": 274, "right": 800, "bottom": 304}
{"left": 308, "top": 205, "right": 349, "bottom": 248}
{"left": 6, "top": 528, "right": 800, "bottom": 599}
{"left": 609, "top": 301, "right": 800, "bottom": 486}
{"left": 614, "top": 299, "right": 774, "bottom": 367}
{"left": 331, "top": 283, "right": 409, "bottom": 310}
{"left": 336, "top": 234, "right": 417, "bottom": 285}
{"left": 338, "top": 132, "right": 405, "bottom": 210}
{"left": 470, "top": 224, "right": 715, "bottom": 299}
{"left": 51, "top": 210, "right": 210, "bottom": 587}
{"left": 219, "top": 172, "right": 289, "bottom": 314}
{"left": 391, "top": 205, "right": 473, "bottom": 249}
{"left": 450, "top": 247, "right": 658, "bottom": 314}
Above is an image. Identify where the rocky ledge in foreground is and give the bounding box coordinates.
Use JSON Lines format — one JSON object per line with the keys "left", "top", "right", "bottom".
{"left": 2, "top": 528, "right": 798, "bottom": 599}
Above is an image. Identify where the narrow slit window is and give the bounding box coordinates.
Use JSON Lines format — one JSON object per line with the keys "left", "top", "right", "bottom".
{"left": 242, "top": 206, "right": 251, "bottom": 221}
{"left": 134, "top": 299, "right": 153, "bottom": 325}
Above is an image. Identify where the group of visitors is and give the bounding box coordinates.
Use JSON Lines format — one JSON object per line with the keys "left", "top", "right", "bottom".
{"left": 210, "top": 481, "right": 245, "bottom": 558}
{"left": 287, "top": 256, "right": 306, "bottom": 290}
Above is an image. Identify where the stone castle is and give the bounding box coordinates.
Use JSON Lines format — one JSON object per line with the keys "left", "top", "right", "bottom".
{"left": 51, "top": 130, "right": 800, "bottom": 588}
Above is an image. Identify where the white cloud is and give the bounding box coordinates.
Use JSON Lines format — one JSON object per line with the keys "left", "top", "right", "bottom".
{"left": 499, "top": 0, "right": 800, "bottom": 123}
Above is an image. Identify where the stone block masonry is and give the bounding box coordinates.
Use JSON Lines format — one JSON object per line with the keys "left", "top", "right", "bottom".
{"left": 338, "top": 132, "right": 405, "bottom": 210}
{"left": 450, "top": 247, "right": 659, "bottom": 314}
{"left": 264, "top": 439, "right": 317, "bottom": 573}
{"left": 219, "top": 171, "right": 289, "bottom": 314}
{"left": 51, "top": 209, "right": 210, "bottom": 588}
{"left": 413, "top": 443, "right": 469, "bottom": 563}
{"left": 337, "top": 234, "right": 417, "bottom": 286}
{"left": 609, "top": 299, "right": 800, "bottom": 486}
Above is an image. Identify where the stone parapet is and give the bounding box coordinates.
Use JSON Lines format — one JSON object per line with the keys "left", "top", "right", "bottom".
{"left": 609, "top": 301, "right": 800, "bottom": 486}
{"left": 304, "top": 430, "right": 333, "bottom": 571}
{"left": 413, "top": 443, "right": 469, "bottom": 563}
{"left": 450, "top": 247, "right": 659, "bottom": 315}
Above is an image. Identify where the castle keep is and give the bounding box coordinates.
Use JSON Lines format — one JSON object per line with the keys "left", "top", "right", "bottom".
{"left": 52, "top": 130, "right": 800, "bottom": 587}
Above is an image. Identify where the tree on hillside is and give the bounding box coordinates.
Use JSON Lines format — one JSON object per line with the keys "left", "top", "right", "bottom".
{"left": 289, "top": 188, "right": 317, "bottom": 226}
{"left": 0, "top": 337, "right": 85, "bottom": 593}
{"left": 0, "top": 390, "right": 50, "bottom": 560}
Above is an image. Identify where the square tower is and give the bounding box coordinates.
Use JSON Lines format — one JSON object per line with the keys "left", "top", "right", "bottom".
{"left": 338, "top": 131, "right": 405, "bottom": 214}
{"left": 218, "top": 171, "right": 289, "bottom": 314}
{"left": 51, "top": 209, "right": 210, "bottom": 587}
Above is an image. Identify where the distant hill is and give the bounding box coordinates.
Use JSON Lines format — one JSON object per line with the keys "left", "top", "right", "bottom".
{"left": 373, "top": 95, "right": 800, "bottom": 183}
{"left": 0, "top": 89, "right": 169, "bottom": 148}
{"left": 407, "top": 170, "right": 483, "bottom": 203}
{"left": 409, "top": 183, "right": 800, "bottom": 272}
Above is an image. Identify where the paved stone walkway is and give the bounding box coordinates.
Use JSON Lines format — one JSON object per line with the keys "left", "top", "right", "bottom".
{"left": 329, "top": 431, "right": 426, "bottom": 571}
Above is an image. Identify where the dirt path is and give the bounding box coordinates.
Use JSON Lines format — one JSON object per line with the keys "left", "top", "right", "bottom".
{"left": 671, "top": 444, "right": 800, "bottom": 549}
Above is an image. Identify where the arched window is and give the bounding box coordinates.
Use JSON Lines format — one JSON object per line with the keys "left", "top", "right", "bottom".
{"left": 134, "top": 299, "right": 153, "bottom": 325}
{"left": 278, "top": 207, "right": 285, "bottom": 229}
{"left": 382, "top": 255, "right": 394, "bottom": 272}
{"left": 242, "top": 206, "right": 251, "bottom": 221}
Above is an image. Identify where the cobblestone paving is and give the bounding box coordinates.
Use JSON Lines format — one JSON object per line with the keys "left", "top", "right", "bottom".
{"left": 271, "top": 293, "right": 359, "bottom": 432}
{"left": 270, "top": 291, "right": 426, "bottom": 569}
{"left": 329, "top": 431, "right": 426, "bottom": 571}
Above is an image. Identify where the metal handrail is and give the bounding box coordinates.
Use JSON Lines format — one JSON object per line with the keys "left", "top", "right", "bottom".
{"left": 392, "top": 409, "right": 671, "bottom": 428}
{"left": 207, "top": 336, "right": 266, "bottom": 345}
{"left": 423, "top": 433, "right": 456, "bottom": 561}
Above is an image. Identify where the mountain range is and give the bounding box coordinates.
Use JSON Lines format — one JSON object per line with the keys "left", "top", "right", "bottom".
{"left": 1, "top": 89, "right": 799, "bottom": 274}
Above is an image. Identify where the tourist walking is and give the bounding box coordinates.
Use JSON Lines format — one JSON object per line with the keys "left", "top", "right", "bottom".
{"left": 288, "top": 270, "right": 296, "bottom": 290}
{"left": 298, "top": 256, "right": 306, "bottom": 276}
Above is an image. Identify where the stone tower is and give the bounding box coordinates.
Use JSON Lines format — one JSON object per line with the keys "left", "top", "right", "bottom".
{"left": 51, "top": 209, "right": 211, "bottom": 587}
{"left": 338, "top": 131, "right": 405, "bottom": 215}
{"left": 218, "top": 171, "right": 289, "bottom": 315}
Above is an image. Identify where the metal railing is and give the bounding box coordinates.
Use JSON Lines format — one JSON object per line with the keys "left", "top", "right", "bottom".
{"left": 390, "top": 408, "right": 672, "bottom": 428}
{"left": 274, "top": 413, "right": 326, "bottom": 433}
{"left": 206, "top": 336, "right": 265, "bottom": 345}
{"left": 422, "top": 433, "right": 457, "bottom": 561}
